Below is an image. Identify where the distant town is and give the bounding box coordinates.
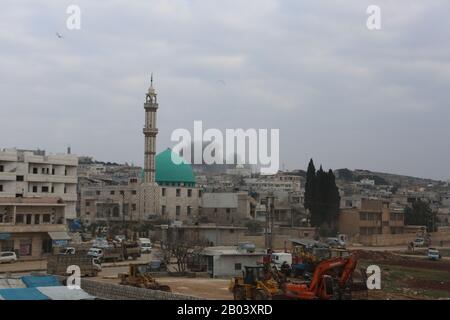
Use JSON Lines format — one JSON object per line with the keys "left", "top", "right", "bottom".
{"left": 1, "top": 80, "right": 450, "bottom": 301}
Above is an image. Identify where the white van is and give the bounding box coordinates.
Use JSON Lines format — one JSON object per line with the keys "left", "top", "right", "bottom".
{"left": 271, "top": 252, "right": 292, "bottom": 270}
{"left": 139, "top": 238, "right": 152, "bottom": 253}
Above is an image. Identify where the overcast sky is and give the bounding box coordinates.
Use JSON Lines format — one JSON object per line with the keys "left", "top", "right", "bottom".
{"left": 1, "top": 1, "right": 449, "bottom": 180}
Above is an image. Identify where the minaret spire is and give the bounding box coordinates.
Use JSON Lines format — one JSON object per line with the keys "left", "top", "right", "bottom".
{"left": 143, "top": 75, "right": 159, "bottom": 183}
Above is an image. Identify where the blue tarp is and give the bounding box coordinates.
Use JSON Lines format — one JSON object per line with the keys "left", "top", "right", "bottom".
{"left": 21, "top": 276, "right": 61, "bottom": 288}
{"left": 0, "top": 288, "right": 50, "bottom": 300}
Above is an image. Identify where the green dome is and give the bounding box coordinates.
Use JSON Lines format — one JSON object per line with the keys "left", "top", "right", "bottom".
{"left": 155, "top": 148, "right": 196, "bottom": 186}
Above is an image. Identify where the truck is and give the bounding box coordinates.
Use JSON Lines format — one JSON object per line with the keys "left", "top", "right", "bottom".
{"left": 271, "top": 252, "right": 292, "bottom": 271}
{"left": 88, "top": 241, "right": 141, "bottom": 262}
{"left": 138, "top": 238, "right": 152, "bottom": 254}
{"left": 47, "top": 255, "right": 101, "bottom": 277}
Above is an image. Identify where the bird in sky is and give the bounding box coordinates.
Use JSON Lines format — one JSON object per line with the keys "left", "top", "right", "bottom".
{"left": 56, "top": 32, "right": 64, "bottom": 39}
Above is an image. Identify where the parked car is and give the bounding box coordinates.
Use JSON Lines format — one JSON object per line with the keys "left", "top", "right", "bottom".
{"left": 325, "top": 237, "right": 346, "bottom": 249}
{"left": 0, "top": 251, "right": 18, "bottom": 264}
{"left": 59, "top": 247, "right": 76, "bottom": 255}
{"left": 427, "top": 248, "right": 441, "bottom": 260}
{"left": 87, "top": 248, "right": 104, "bottom": 259}
{"left": 413, "top": 238, "right": 425, "bottom": 247}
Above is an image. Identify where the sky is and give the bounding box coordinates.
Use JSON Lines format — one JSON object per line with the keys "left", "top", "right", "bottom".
{"left": 1, "top": 1, "right": 449, "bottom": 180}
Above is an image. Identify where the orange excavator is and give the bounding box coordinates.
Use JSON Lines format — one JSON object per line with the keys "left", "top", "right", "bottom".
{"left": 283, "top": 254, "right": 358, "bottom": 300}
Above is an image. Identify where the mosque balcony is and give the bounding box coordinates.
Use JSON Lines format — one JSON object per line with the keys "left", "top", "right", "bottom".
{"left": 143, "top": 128, "right": 159, "bottom": 135}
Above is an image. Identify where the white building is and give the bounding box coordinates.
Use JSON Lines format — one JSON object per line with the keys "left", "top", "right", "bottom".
{"left": 0, "top": 148, "right": 78, "bottom": 220}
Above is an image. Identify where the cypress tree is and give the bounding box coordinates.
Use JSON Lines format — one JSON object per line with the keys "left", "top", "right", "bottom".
{"left": 304, "top": 159, "right": 316, "bottom": 211}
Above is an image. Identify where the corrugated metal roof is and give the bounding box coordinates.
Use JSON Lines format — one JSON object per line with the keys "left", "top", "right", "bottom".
{"left": 0, "top": 279, "right": 26, "bottom": 289}
{"left": 36, "top": 286, "right": 95, "bottom": 300}
{"left": 48, "top": 231, "right": 71, "bottom": 240}
{"left": 0, "top": 288, "right": 50, "bottom": 300}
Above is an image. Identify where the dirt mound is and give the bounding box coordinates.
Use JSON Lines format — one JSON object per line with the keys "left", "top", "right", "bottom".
{"left": 354, "top": 250, "right": 405, "bottom": 261}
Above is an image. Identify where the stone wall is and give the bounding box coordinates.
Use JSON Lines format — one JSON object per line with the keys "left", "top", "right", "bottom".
{"left": 79, "top": 278, "right": 200, "bottom": 300}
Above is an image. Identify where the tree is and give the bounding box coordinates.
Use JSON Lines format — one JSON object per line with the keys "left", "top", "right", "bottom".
{"left": 304, "top": 159, "right": 316, "bottom": 212}
{"left": 305, "top": 161, "right": 341, "bottom": 234}
{"left": 404, "top": 200, "right": 437, "bottom": 232}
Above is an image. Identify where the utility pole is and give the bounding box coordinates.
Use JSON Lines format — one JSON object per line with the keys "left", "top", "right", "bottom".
{"left": 265, "top": 192, "right": 275, "bottom": 250}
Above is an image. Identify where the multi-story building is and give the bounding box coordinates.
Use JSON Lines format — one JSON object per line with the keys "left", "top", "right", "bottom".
{"left": 0, "top": 148, "right": 78, "bottom": 220}
{"left": 338, "top": 198, "right": 405, "bottom": 237}
{"left": 0, "top": 149, "right": 77, "bottom": 259}
{"left": 200, "top": 192, "right": 254, "bottom": 225}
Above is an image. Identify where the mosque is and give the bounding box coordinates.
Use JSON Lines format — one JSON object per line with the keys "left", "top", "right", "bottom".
{"left": 78, "top": 78, "right": 202, "bottom": 225}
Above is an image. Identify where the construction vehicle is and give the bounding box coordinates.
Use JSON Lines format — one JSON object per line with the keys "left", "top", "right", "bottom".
{"left": 229, "top": 266, "right": 283, "bottom": 300}
{"left": 283, "top": 254, "right": 360, "bottom": 300}
{"left": 47, "top": 255, "right": 101, "bottom": 277}
{"left": 119, "top": 263, "right": 171, "bottom": 292}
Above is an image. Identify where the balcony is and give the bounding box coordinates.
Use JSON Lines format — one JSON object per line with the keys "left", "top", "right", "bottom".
{"left": 27, "top": 174, "right": 77, "bottom": 184}
{"left": 0, "top": 223, "right": 67, "bottom": 234}
{"left": 0, "top": 172, "right": 16, "bottom": 181}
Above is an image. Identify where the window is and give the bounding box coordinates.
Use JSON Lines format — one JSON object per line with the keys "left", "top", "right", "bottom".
{"left": 64, "top": 169, "right": 68, "bottom": 176}
{"left": 162, "top": 188, "right": 166, "bottom": 197}
{"left": 16, "top": 175, "right": 24, "bottom": 181}
{"left": 161, "top": 205, "right": 166, "bottom": 215}
{"left": 187, "top": 206, "right": 192, "bottom": 216}
{"left": 42, "top": 186, "right": 49, "bottom": 193}
{"left": 0, "top": 185, "right": 2, "bottom": 192}
{"left": 188, "top": 189, "right": 192, "bottom": 197}
{"left": 132, "top": 190, "right": 137, "bottom": 195}
{"left": 198, "top": 190, "right": 202, "bottom": 198}
{"left": 214, "top": 208, "right": 218, "bottom": 213}
{"left": 52, "top": 168, "right": 55, "bottom": 175}
{"left": 43, "top": 214, "right": 51, "bottom": 223}
{"left": 35, "top": 214, "right": 40, "bottom": 225}
{"left": 32, "top": 186, "right": 37, "bottom": 193}
{"left": 234, "top": 263, "right": 242, "bottom": 271}
{"left": 226, "top": 208, "right": 231, "bottom": 213}
{"left": 110, "top": 191, "right": 115, "bottom": 195}
{"left": 16, "top": 214, "right": 24, "bottom": 224}
{"left": 96, "top": 190, "right": 101, "bottom": 196}
{"left": 51, "top": 187, "right": 54, "bottom": 193}
{"left": 86, "top": 201, "right": 91, "bottom": 207}
{"left": 176, "top": 206, "right": 181, "bottom": 216}
{"left": 86, "top": 212, "right": 90, "bottom": 215}
{"left": 41, "top": 168, "right": 46, "bottom": 174}
{"left": 176, "top": 189, "right": 181, "bottom": 197}
{"left": 64, "top": 186, "right": 67, "bottom": 194}
{"left": 132, "top": 204, "right": 137, "bottom": 211}
{"left": 0, "top": 165, "right": 4, "bottom": 172}
{"left": 33, "top": 168, "right": 38, "bottom": 174}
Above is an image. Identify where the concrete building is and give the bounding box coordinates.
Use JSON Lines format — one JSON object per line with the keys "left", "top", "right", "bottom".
{"left": 0, "top": 197, "right": 71, "bottom": 259}
{"left": 200, "top": 192, "right": 254, "bottom": 224}
{"left": 0, "top": 149, "right": 78, "bottom": 220}
{"left": 157, "top": 224, "right": 248, "bottom": 246}
{"left": 338, "top": 198, "right": 405, "bottom": 238}
{"left": 201, "top": 245, "right": 266, "bottom": 278}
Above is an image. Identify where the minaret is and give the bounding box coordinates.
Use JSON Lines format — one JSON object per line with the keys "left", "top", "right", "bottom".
{"left": 143, "top": 74, "right": 158, "bottom": 183}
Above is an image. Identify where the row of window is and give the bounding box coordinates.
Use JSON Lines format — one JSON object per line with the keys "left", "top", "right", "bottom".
{"left": 161, "top": 188, "right": 202, "bottom": 198}
{"left": 359, "top": 212, "right": 381, "bottom": 221}
{"left": 30, "top": 167, "right": 71, "bottom": 176}
{"left": 161, "top": 205, "right": 192, "bottom": 216}
{"left": 15, "top": 214, "right": 52, "bottom": 224}
{"left": 85, "top": 202, "right": 137, "bottom": 211}
{"left": 30, "top": 185, "right": 68, "bottom": 194}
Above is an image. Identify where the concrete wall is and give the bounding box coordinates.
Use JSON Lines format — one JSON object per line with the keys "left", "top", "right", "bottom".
{"left": 79, "top": 278, "right": 200, "bottom": 300}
